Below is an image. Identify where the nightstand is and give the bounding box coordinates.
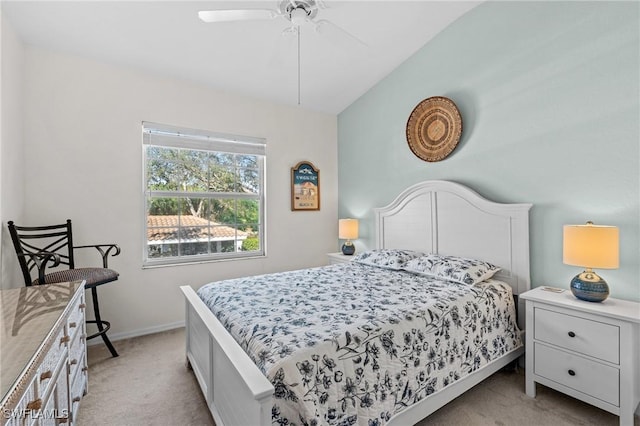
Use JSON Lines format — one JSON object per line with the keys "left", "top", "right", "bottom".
{"left": 521, "top": 287, "right": 640, "bottom": 426}
{"left": 327, "top": 252, "right": 355, "bottom": 265}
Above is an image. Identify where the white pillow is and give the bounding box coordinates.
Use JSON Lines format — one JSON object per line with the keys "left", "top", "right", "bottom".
{"left": 405, "top": 254, "right": 501, "bottom": 285}
{"left": 352, "top": 249, "right": 424, "bottom": 270}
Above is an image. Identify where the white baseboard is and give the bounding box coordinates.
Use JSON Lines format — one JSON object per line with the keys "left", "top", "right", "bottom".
{"left": 86, "top": 320, "right": 185, "bottom": 346}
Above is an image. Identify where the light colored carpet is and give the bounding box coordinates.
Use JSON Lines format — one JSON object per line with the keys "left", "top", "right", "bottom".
{"left": 77, "top": 328, "right": 213, "bottom": 426}
{"left": 77, "top": 328, "right": 639, "bottom": 426}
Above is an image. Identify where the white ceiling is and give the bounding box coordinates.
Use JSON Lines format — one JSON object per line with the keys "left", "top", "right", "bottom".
{"left": 2, "top": 1, "right": 480, "bottom": 114}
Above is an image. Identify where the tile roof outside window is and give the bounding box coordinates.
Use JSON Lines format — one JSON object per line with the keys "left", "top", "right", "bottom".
{"left": 147, "top": 215, "right": 248, "bottom": 242}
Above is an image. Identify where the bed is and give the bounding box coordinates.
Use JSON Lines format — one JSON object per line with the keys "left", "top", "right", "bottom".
{"left": 180, "top": 180, "right": 532, "bottom": 425}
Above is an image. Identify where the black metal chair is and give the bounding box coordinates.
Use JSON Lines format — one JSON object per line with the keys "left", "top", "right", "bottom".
{"left": 8, "top": 219, "right": 121, "bottom": 357}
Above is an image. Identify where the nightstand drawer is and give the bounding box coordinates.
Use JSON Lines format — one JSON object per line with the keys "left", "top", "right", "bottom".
{"left": 534, "top": 343, "right": 619, "bottom": 406}
{"left": 534, "top": 307, "right": 619, "bottom": 363}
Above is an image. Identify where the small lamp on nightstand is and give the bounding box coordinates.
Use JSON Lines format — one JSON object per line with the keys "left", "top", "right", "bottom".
{"left": 563, "top": 221, "right": 619, "bottom": 302}
{"left": 338, "top": 218, "right": 359, "bottom": 255}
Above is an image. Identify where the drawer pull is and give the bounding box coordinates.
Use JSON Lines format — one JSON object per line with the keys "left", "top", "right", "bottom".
{"left": 568, "top": 369, "right": 576, "bottom": 376}
{"left": 568, "top": 331, "right": 576, "bottom": 338}
{"left": 40, "top": 370, "right": 53, "bottom": 381}
{"left": 69, "top": 322, "right": 77, "bottom": 328}
{"left": 60, "top": 335, "right": 70, "bottom": 345}
{"left": 72, "top": 396, "right": 81, "bottom": 403}
{"left": 79, "top": 303, "right": 86, "bottom": 309}
{"left": 58, "top": 416, "right": 69, "bottom": 424}
{"left": 70, "top": 359, "right": 78, "bottom": 366}
{"left": 82, "top": 366, "right": 89, "bottom": 372}
{"left": 26, "top": 399, "right": 42, "bottom": 410}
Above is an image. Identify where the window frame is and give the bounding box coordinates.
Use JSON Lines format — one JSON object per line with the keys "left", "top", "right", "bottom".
{"left": 142, "top": 122, "right": 266, "bottom": 267}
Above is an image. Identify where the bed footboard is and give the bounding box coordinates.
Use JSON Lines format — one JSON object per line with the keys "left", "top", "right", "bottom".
{"left": 181, "top": 285, "right": 273, "bottom": 426}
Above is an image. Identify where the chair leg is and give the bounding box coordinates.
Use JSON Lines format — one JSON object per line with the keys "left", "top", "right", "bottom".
{"left": 87, "top": 286, "right": 119, "bottom": 358}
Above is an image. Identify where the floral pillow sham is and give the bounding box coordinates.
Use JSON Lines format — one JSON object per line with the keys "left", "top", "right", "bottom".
{"left": 352, "top": 248, "right": 424, "bottom": 270}
{"left": 405, "top": 254, "right": 501, "bottom": 285}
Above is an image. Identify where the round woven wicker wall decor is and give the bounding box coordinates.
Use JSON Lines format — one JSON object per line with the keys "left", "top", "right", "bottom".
{"left": 406, "top": 96, "right": 463, "bottom": 162}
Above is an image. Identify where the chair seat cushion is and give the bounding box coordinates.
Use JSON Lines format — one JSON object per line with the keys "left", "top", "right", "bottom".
{"left": 33, "top": 267, "right": 119, "bottom": 287}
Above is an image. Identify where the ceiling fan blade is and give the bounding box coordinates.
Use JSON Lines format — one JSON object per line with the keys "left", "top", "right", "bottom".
{"left": 198, "top": 9, "right": 278, "bottom": 23}
{"left": 314, "top": 0, "right": 329, "bottom": 11}
{"left": 314, "top": 19, "right": 367, "bottom": 49}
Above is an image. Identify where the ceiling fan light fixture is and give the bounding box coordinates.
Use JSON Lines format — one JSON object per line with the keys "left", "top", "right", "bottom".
{"left": 289, "top": 7, "right": 309, "bottom": 26}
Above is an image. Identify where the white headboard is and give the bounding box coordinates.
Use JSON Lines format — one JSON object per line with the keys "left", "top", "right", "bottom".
{"left": 374, "top": 180, "right": 532, "bottom": 297}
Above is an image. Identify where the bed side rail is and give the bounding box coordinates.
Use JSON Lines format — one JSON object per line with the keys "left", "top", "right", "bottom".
{"left": 181, "top": 285, "right": 273, "bottom": 426}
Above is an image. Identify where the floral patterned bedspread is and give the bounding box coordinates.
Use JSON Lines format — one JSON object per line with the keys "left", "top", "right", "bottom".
{"left": 197, "top": 262, "right": 522, "bottom": 426}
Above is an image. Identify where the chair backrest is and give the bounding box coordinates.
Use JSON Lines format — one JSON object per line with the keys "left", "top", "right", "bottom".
{"left": 7, "top": 220, "right": 75, "bottom": 286}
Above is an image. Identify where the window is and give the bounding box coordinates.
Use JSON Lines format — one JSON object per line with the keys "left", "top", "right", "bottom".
{"left": 143, "top": 122, "right": 266, "bottom": 266}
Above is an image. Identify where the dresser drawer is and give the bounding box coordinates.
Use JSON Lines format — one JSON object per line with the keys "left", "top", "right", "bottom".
{"left": 5, "top": 375, "right": 38, "bottom": 426}
{"left": 69, "top": 367, "right": 87, "bottom": 426}
{"left": 40, "top": 390, "right": 57, "bottom": 426}
{"left": 53, "top": 361, "right": 70, "bottom": 424}
{"left": 66, "top": 296, "right": 85, "bottom": 336}
{"left": 40, "top": 379, "right": 70, "bottom": 426}
{"left": 534, "top": 307, "right": 619, "bottom": 363}
{"left": 38, "top": 326, "right": 67, "bottom": 400}
{"left": 67, "top": 331, "right": 86, "bottom": 381}
{"left": 534, "top": 343, "right": 619, "bottom": 406}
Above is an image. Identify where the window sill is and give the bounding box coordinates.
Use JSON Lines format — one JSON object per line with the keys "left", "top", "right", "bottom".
{"left": 142, "top": 253, "right": 265, "bottom": 269}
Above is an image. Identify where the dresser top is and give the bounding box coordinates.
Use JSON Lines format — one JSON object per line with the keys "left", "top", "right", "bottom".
{"left": 521, "top": 286, "right": 640, "bottom": 323}
{"left": 0, "top": 281, "right": 84, "bottom": 408}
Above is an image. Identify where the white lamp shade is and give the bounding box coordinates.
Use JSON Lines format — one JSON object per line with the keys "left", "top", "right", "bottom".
{"left": 563, "top": 223, "right": 619, "bottom": 269}
{"left": 338, "top": 219, "right": 359, "bottom": 240}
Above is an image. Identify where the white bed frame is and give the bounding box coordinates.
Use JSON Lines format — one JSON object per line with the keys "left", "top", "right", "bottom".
{"left": 180, "top": 180, "right": 532, "bottom": 426}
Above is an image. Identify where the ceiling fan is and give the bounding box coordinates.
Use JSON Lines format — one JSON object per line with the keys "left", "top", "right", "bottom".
{"left": 198, "top": 0, "right": 365, "bottom": 105}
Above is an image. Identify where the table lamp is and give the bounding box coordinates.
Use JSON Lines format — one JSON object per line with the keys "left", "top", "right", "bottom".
{"left": 563, "top": 221, "right": 619, "bottom": 302}
{"left": 338, "top": 218, "right": 359, "bottom": 255}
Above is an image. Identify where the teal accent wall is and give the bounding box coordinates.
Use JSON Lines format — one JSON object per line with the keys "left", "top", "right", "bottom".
{"left": 338, "top": 1, "right": 639, "bottom": 301}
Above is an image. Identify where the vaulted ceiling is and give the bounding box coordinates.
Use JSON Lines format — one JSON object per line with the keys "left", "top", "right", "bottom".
{"left": 2, "top": 1, "right": 480, "bottom": 113}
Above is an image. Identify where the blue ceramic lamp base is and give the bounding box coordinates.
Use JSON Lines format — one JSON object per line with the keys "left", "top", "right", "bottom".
{"left": 570, "top": 269, "right": 609, "bottom": 303}
{"left": 341, "top": 241, "right": 355, "bottom": 255}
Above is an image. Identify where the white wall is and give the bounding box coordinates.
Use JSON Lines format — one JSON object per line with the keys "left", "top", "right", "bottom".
{"left": 0, "top": 11, "right": 25, "bottom": 289}
{"left": 20, "top": 46, "right": 338, "bottom": 339}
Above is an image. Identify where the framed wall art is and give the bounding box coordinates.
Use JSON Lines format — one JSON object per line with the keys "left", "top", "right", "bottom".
{"left": 291, "top": 161, "right": 320, "bottom": 211}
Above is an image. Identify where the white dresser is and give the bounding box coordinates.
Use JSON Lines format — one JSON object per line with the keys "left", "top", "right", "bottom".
{"left": 0, "top": 281, "right": 88, "bottom": 426}
{"left": 521, "top": 287, "right": 640, "bottom": 426}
